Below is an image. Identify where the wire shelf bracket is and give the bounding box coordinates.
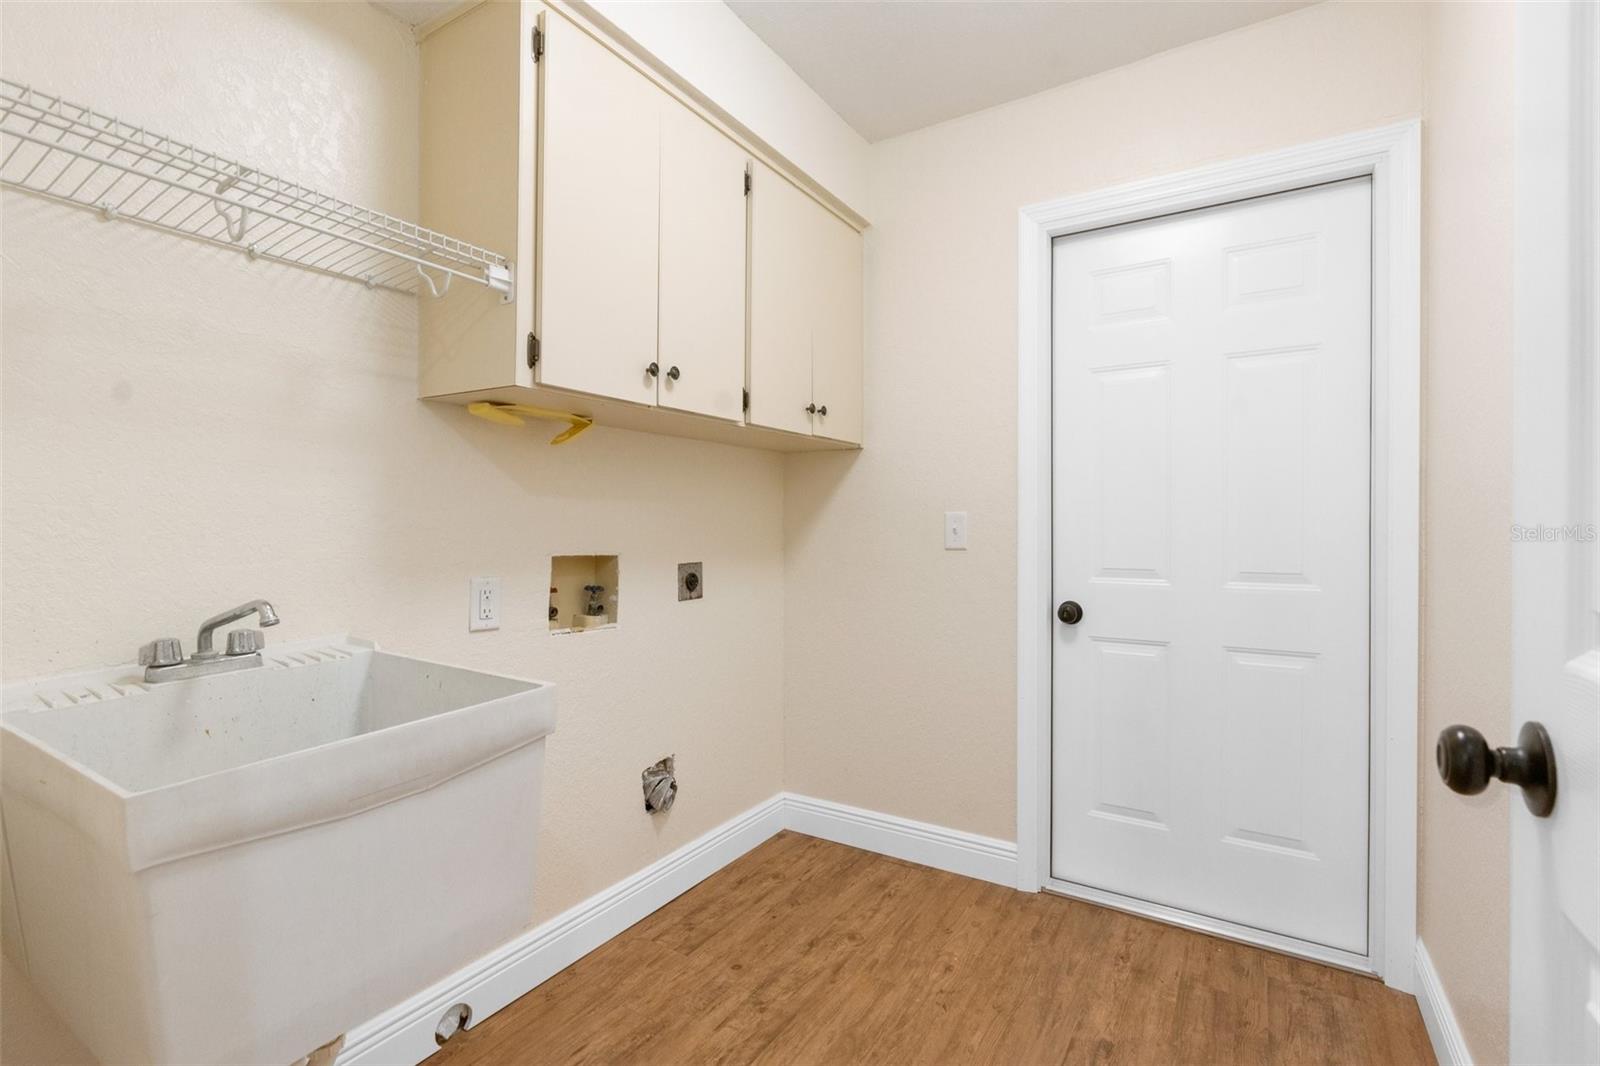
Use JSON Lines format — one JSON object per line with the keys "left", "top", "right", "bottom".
{"left": 0, "top": 79, "right": 515, "bottom": 302}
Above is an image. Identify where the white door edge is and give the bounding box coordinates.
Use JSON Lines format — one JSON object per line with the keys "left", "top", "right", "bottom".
{"left": 1016, "top": 120, "right": 1422, "bottom": 990}
{"left": 1043, "top": 876, "right": 1377, "bottom": 976}
{"left": 1509, "top": 2, "right": 1600, "bottom": 1060}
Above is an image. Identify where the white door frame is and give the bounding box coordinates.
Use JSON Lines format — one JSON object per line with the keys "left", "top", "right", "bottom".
{"left": 1015, "top": 121, "right": 1422, "bottom": 991}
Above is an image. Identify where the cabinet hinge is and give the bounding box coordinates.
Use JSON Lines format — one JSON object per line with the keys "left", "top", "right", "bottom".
{"left": 531, "top": 25, "right": 545, "bottom": 63}
{"left": 527, "top": 332, "right": 540, "bottom": 368}
{"left": 743, "top": 169, "right": 752, "bottom": 196}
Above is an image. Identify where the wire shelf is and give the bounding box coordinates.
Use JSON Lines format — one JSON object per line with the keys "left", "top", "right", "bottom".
{"left": 0, "top": 79, "right": 513, "bottom": 299}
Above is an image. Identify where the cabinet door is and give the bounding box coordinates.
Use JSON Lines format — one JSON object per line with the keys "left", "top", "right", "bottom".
{"left": 537, "top": 13, "right": 660, "bottom": 404}
{"left": 658, "top": 103, "right": 747, "bottom": 422}
{"left": 747, "top": 162, "right": 818, "bottom": 436}
{"left": 810, "top": 210, "right": 863, "bottom": 444}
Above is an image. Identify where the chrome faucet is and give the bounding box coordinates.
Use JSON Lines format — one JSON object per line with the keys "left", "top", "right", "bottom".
{"left": 138, "top": 599, "right": 281, "bottom": 683}
{"left": 195, "top": 599, "right": 280, "bottom": 659}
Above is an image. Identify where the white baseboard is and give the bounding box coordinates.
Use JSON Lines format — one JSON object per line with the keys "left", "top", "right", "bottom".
{"left": 337, "top": 794, "right": 787, "bottom": 1066}
{"left": 1414, "top": 939, "right": 1473, "bottom": 1066}
{"left": 337, "top": 792, "right": 1017, "bottom": 1065}
{"left": 781, "top": 793, "right": 1018, "bottom": 887}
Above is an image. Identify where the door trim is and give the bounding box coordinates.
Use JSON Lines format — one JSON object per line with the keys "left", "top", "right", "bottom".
{"left": 1015, "top": 121, "right": 1421, "bottom": 990}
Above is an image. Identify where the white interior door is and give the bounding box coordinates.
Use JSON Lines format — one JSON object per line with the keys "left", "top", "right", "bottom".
{"left": 1050, "top": 179, "right": 1373, "bottom": 953}
{"left": 1509, "top": 3, "right": 1599, "bottom": 1061}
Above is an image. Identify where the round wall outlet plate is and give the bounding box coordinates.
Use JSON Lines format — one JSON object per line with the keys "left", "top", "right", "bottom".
{"left": 677, "top": 562, "right": 703, "bottom": 601}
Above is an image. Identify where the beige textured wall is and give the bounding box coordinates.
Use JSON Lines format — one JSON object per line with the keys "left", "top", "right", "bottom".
{"left": 784, "top": 0, "right": 1427, "bottom": 837}
{"left": 785, "top": 1, "right": 1511, "bottom": 1058}
{"left": 0, "top": 0, "right": 783, "bottom": 947}
{"left": 1418, "top": 3, "right": 1515, "bottom": 1062}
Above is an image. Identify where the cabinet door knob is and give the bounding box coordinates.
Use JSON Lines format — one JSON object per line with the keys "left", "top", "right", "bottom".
{"left": 1436, "top": 721, "right": 1557, "bottom": 816}
{"left": 816, "top": 404, "right": 827, "bottom": 416}
{"left": 805, "top": 403, "right": 817, "bottom": 415}
{"left": 646, "top": 362, "right": 659, "bottom": 378}
{"left": 666, "top": 366, "right": 680, "bottom": 380}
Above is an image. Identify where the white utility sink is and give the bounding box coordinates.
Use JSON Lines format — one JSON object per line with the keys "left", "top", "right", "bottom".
{"left": 1, "top": 636, "right": 556, "bottom": 1066}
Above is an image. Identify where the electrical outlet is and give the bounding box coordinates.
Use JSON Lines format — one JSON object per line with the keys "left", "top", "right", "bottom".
{"left": 469, "top": 577, "right": 500, "bottom": 631}
{"left": 944, "top": 511, "right": 968, "bottom": 550}
{"left": 677, "top": 562, "right": 703, "bottom": 601}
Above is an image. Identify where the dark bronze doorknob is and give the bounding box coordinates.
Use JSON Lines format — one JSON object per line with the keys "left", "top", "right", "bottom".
{"left": 1057, "top": 601, "right": 1083, "bottom": 625}
{"left": 1436, "top": 720, "right": 1557, "bottom": 817}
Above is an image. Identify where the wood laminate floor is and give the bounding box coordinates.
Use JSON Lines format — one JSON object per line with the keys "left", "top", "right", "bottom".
{"left": 428, "top": 832, "right": 1435, "bottom": 1065}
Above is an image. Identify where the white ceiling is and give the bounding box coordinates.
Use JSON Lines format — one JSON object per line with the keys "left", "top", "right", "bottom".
{"left": 726, "top": 1, "right": 1316, "bottom": 142}
{"left": 370, "top": 0, "right": 464, "bottom": 28}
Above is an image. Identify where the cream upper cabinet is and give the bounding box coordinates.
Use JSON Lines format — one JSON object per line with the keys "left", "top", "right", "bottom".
{"left": 810, "top": 209, "right": 864, "bottom": 445}
{"left": 748, "top": 161, "right": 819, "bottom": 436}
{"left": 537, "top": 12, "right": 660, "bottom": 404}
{"left": 658, "top": 103, "right": 748, "bottom": 423}
{"left": 748, "top": 162, "right": 864, "bottom": 444}
{"left": 419, "top": 3, "right": 865, "bottom": 452}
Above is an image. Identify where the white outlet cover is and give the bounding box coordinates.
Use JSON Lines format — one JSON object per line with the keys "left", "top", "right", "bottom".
{"left": 469, "top": 577, "right": 500, "bottom": 632}
{"left": 945, "top": 511, "right": 968, "bottom": 550}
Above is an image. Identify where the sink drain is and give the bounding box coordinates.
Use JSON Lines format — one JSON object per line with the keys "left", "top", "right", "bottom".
{"left": 435, "top": 1002, "right": 472, "bottom": 1046}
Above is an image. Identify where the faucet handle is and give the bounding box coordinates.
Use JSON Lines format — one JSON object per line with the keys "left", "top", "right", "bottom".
{"left": 139, "top": 638, "right": 184, "bottom": 668}
{"left": 225, "top": 629, "right": 264, "bottom": 656}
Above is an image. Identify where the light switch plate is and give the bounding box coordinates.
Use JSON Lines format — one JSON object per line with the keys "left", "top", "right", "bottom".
{"left": 944, "top": 512, "right": 968, "bottom": 550}
{"left": 469, "top": 576, "right": 500, "bottom": 631}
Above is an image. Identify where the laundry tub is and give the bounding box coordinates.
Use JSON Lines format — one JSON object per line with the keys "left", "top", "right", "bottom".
{"left": 0, "top": 636, "right": 555, "bottom": 1065}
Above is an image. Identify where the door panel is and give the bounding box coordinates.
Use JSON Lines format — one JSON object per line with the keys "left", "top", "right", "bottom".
{"left": 1092, "top": 363, "right": 1171, "bottom": 582}
{"left": 1051, "top": 179, "right": 1372, "bottom": 952}
{"left": 658, "top": 103, "right": 747, "bottom": 422}
{"left": 747, "top": 162, "right": 818, "bottom": 436}
{"left": 811, "top": 208, "right": 864, "bottom": 444}
{"left": 537, "top": 14, "right": 659, "bottom": 404}
{"left": 1088, "top": 637, "right": 1173, "bottom": 829}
